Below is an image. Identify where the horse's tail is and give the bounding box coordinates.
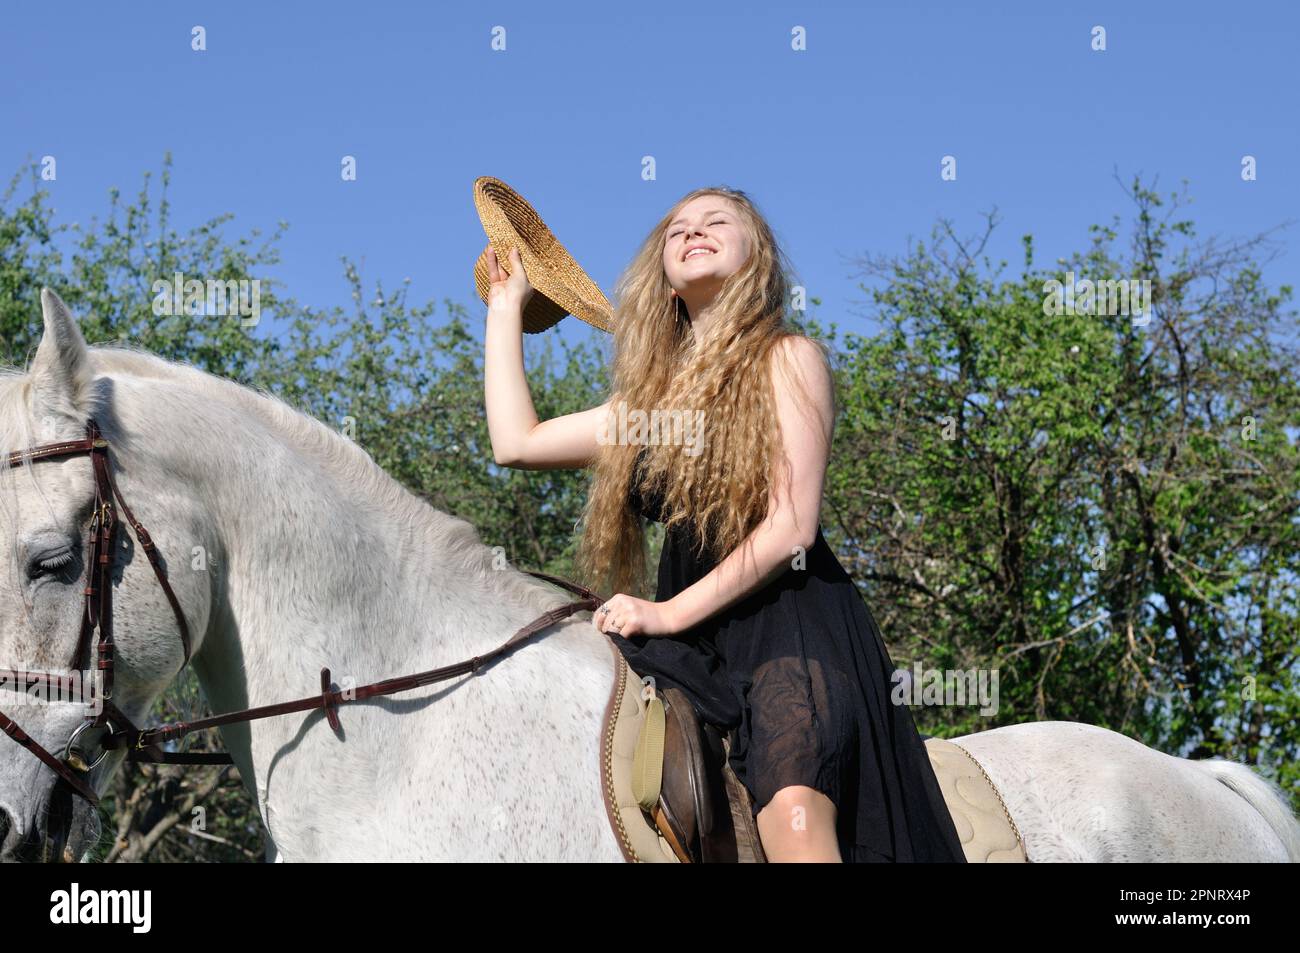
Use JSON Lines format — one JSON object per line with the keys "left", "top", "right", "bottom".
{"left": 1193, "top": 758, "right": 1300, "bottom": 862}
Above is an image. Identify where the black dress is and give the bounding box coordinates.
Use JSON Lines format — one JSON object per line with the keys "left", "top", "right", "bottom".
{"left": 612, "top": 451, "right": 968, "bottom": 862}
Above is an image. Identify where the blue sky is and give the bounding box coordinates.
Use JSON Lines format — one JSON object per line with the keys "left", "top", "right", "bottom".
{"left": 3, "top": 1, "right": 1297, "bottom": 349}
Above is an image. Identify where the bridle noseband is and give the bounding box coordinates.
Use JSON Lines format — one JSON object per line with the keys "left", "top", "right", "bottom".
{"left": 0, "top": 418, "right": 605, "bottom": 810}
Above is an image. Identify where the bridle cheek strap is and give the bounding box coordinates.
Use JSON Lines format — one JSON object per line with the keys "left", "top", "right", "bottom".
{"left": 0, "top": 419, "right": 194, "bottom": 806}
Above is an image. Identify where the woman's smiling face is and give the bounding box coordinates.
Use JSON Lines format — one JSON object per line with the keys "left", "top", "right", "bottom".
{"left": 662, "top": 196, "right": 752, "bottom": 300}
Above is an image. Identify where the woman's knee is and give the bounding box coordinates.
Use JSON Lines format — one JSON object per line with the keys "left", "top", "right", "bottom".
{"left": 758, "top": 784, "right": 837, "bottom": 832}
{"left": 756, "top": 785, "right": 842, "bottom": 861}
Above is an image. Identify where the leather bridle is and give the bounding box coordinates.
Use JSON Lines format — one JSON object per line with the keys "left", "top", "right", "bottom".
{"left": 0, "top": 417, "right": 606, "bottom": 810}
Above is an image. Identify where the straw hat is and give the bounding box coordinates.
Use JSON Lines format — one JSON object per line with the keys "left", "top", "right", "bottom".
{"left": 471, "top": 176, "right": 613, "bottom": 334}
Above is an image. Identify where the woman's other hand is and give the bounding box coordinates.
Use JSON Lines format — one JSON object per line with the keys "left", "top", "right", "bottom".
{"left": 593, "top": 594, "right": 681, "bottom": 638}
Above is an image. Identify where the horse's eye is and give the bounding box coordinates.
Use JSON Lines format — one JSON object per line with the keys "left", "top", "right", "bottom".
{"left": 27, "top": 550, "right": 74, "bottom": 580}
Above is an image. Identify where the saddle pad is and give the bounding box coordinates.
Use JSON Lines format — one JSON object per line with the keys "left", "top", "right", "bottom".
{"left": 923, "top": 737, "right": 1028, "bottom": 862}
{"left": 598, "top": 634, "right": 680, "bottom": 863}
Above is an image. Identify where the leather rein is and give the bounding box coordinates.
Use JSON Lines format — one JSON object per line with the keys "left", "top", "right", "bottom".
{"left": 0, "top": 418, "right": 607, "bottom": 807}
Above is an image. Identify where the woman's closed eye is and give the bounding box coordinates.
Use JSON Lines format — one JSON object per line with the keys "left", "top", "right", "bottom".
{"left": 669, "top": 220, "right": 728, "bottom": 238}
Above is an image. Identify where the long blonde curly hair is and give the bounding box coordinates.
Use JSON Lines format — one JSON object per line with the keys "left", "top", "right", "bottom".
{"left": 573, "top": 186, "right": 831, "bottom": 601}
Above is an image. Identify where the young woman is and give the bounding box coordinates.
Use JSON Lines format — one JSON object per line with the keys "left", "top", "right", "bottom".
{"left": 483, "top": 186, "right": 966, "bottom": 863}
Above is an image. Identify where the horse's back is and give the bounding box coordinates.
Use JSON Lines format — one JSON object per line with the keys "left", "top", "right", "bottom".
{"left": 949, "top": 721, "right": 1295, "bottom": 862}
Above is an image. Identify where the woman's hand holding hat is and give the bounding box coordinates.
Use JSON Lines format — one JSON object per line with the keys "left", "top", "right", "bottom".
{"left": 484, "top": 244, "right": 535, "bottom": 314}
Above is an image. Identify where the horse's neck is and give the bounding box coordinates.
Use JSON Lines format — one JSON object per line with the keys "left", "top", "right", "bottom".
{"left": 185, "top": 406, "right": 548, "bottom": 751}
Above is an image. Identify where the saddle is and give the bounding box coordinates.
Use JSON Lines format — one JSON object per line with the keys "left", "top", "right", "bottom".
{"left": 597, "top": 636, "right": 764, "bottom": 862}
{"left": 597, "top": 633, "right": 1028, "bottom": 863}
{"left": 637, "top": 683, "right": 765, "bottom": 863}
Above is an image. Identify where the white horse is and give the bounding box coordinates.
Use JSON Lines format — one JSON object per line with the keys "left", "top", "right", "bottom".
{"left": 0, "top": 289, "right": 1294, "bottom": 863}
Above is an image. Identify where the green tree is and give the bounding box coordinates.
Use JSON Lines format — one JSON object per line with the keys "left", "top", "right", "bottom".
{"left": 819, "top": 178, "right": 1298, "bottom": 805}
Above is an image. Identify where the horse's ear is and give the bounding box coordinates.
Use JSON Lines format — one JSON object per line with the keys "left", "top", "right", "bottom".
{"left": 29, "top": 288, "right": 95, "bottom": 421}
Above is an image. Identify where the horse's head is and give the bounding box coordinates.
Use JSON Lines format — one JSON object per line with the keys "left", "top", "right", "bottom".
{"left": 0, "top": 289, "right": 215, "bottom": 862}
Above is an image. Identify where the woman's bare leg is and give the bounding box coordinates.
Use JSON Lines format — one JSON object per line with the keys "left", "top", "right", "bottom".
{"left": 756, "top": 785, "right": 842, "bottom": 862}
